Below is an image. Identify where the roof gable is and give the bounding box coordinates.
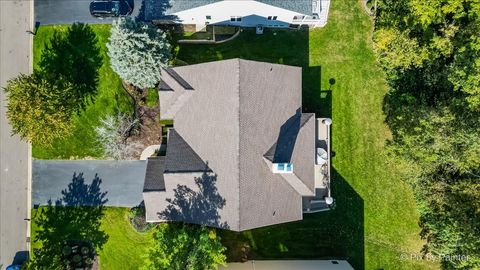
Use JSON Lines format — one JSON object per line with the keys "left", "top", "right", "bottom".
{"left": 143, "top": 157, "right": 166, "bottom": 192}
{"left": 164, "top": 129, "right": 211, "bottom": 173}
{"left": 166, "top": 0, "right": 313, "bottom": 15}
{"left": 156, "top": 59, "right": 313, "bottom": 230}
{"left": 144, "top": 0, "right": 315, "bottom": 20}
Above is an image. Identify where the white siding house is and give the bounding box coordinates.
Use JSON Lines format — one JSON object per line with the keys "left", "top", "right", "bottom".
{"left": 145, "top": 0, "right": 331, "bottom": 29}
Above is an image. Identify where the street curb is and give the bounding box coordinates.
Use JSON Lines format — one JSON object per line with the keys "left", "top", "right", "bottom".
{"left": 26, "top": 0, "right": 34, "bottom": 254}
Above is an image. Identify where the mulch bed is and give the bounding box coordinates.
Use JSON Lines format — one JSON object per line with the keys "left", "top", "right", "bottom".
{"left": 122, "top": 82, "right": 163, "bottom": 159}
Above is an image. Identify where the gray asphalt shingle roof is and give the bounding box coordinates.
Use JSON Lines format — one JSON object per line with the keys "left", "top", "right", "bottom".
{"left": 167, "top": 0, "right": 312, "bottom": 15}
{"left": 164, "top": 129, "right": 211, "bottom": 173}
{"left": 264, "top": 112, "right": 314, "bottom": 163}
{"left": 146, "top": 59, "right": 315, "bottom": 231}
{"left": 143, "top": 157, "right": 166, "bottom": 192}
{"left": 144, "top": 0, "right": 314, "bottom": 20}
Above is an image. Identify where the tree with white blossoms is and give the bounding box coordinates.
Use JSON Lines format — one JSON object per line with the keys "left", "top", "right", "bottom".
{"left": 95, "top": 113, "right": 142, "bottom": 160}
{"left": 107, "top": 18, "right": 171, "bottom": 89}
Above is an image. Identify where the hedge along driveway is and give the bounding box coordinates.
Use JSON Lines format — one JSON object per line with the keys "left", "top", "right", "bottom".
{"left": 32, "top": 160, "right": 147, "bottom": 207}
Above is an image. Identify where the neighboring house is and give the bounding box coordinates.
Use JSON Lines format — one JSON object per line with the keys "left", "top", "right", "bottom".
{"left": 143, "top": 59, "right": 333, "bottom": 231}
{"left": 145, "top": 0, "right": 331, "bottom": 30}
{"left": 221, "top": 260, "right": 354, "bottom": 270}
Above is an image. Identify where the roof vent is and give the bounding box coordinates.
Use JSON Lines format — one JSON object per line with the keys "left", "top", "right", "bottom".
{"left": 272, "top": 163, "right": 293, "bottom": 174}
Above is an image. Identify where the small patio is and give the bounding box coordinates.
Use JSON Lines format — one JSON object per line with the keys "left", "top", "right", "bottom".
{"left": 303, "top": 117, "right": 332, "bottom": 213}
{"left": 176, "top": 25, "right": 241, "bottom": 44}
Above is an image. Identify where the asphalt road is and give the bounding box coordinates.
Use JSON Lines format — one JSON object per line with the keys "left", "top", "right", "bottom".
{"left": 0, "top": 0, "right": 33, "bottom": 268}
{"left": 33, "top": 160, "right": 147, "bottom": 207}
{"left": 35, "top": 0, "right": 142, "bottom": 25}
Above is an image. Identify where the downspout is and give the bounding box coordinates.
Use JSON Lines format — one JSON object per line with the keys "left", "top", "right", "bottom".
{"left": 326, "top": 122, "right": 331, "bottom": 197}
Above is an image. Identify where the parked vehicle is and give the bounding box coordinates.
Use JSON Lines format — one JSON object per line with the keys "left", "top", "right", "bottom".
{"left": 89, "top": 0, "right": 133, "bottom": 18}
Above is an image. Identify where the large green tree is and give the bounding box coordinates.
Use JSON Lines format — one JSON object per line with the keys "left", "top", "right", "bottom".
{"left": 3, "top": 72, "right": 73, "bottom": 146}
{"left": 375, "top": 0, "right": 480, "bottom": 110}
{"left": 376, "top": 0, "right": 480, "bottom": 268}
{"left": 4, "top": 23, "right": 102, "bottom": 146}
{"left": 143, "top": 223, "right": 226, "bottom": 270}
{"left": 107, "top": 18, "right": 171, "bottom": 89}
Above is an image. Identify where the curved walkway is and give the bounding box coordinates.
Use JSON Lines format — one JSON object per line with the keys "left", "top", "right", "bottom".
{"left": 32, "top": 160, "right": 147, "bottom": 207}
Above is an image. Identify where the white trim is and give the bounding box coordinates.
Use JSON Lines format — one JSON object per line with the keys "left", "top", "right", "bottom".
{"left": 171, "top": 0, "right": 330, "bottom": 28}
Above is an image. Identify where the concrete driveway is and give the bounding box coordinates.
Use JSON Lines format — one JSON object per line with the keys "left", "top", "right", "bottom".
{"left": 35, "top": 0, "right": 143, "bottom": 25}
{"left": 33, "top": 160, "right": 147, "bottom": 207}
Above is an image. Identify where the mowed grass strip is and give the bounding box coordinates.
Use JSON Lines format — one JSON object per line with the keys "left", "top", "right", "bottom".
{"left": 32, "top": 24, "right": 132, "bottom": 159}
{"left": 97, "top": 208, "right": 153, "bottom": 270}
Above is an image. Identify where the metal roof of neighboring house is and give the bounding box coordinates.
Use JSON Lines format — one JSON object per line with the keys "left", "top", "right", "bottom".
{"left": 143, "top": 157, "right": 166, "bottom": 192}
{"left": 144, "top": 0, "right": 314, "bottom": 20}
{"left": 146, "top": 59, "right": 315, "bottom": 231}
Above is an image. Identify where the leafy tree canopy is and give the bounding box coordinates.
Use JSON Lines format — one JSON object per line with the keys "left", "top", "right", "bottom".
{"left": 375, "top": 0, "right": 480, "bottom": 110}
{"left": 376, "top": 0, "right": 480, "bottom": 268}
{"left": 3, "top": 72, "right": 73, "bottom": 146}
{"left": 143, "top": 223, "right": 226, "bottom": 270}
{"left": 107, "top": 18, "right": 171, "bottom": 89}
{"left": 4, "top": 23, "right": 102, "bottom": 146}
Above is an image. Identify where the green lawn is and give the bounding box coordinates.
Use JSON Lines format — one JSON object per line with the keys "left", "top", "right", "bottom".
{"left": 31, "top": 208, "right": 153, "bottom": 270}
{"left": 32, "top": 24, "right": 132, "bottom": 159}
{"left": 97, "top": 208, "right": 153, "bottom": 269}
{"left": 175, "top": 1, "right": 438, "bottom": 269}
{"left": 30, "top": 2, "right": 438, "bottom": 269}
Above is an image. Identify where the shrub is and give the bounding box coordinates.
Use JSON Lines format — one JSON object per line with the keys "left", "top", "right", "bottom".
{"left": 129, "top": 204, "right": 153, "bottom": 232}
{"left": 107, "top": 18, "right": 171, "bottom": 89}
{"left": 3, "top": 72, "right": 73, "bottom": 146}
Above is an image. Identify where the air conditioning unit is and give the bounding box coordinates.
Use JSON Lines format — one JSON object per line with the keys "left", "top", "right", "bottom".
{"left": 272, "top": 163, "right": 293, "bottom": 174}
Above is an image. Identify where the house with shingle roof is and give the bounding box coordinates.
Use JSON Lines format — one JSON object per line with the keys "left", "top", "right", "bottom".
{"left": 144, "top": 0, "right": 331, "bottom": 30}
{"left": 143, "top": 59, "right": 333, "bottom": 231}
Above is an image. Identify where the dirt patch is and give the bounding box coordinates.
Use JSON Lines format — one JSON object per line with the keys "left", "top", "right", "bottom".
{"left": 126, "top": 106, "right": 162, "bottom": 154}
{"left": 122, "top": 82, "right": 163, "bottom": 159}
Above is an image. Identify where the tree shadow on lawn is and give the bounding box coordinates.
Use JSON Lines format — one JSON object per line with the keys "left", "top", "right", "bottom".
{"left": 219, "top": 169, "right": 364, "bottom": 269}
{"left": 39, "top": 23, "right": 102, "bottom": 112}
{"left": 32, "top": 173, "right": 109, "bottom": 268}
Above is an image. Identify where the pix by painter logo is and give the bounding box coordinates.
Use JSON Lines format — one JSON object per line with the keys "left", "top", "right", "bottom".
{"left": 400, "top": 253, "right": 469, "bottom": 262}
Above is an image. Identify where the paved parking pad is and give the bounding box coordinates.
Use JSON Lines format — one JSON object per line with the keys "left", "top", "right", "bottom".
{"left": 33, "top": 160, "right": 147, "bottom": 207}
{"left": 35, "top": 0, "right": 142, "bottom": 25}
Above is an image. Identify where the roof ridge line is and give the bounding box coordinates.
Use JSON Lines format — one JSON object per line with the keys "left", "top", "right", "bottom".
{"left": 300, "top": 113, "right": 315, "bottom": 128}
{"left": 236, "top": 58, "right": 241, "bottom": 230}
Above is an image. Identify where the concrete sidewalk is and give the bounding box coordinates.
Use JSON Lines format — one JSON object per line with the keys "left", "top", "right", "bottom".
{"left": 0, "top": 0, "right": 33, "bottom": 268}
